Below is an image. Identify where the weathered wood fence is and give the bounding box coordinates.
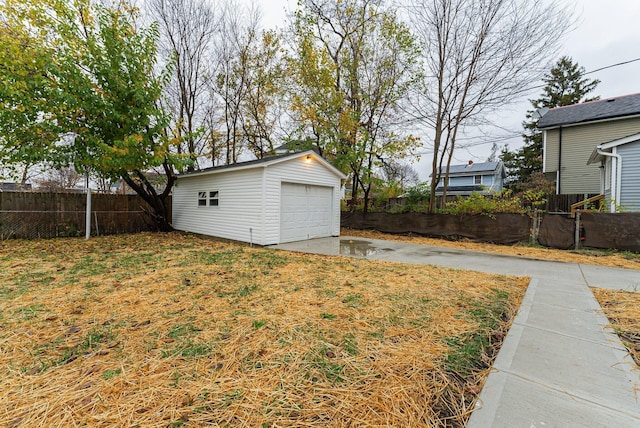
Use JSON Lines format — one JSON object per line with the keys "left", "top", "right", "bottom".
{"left": 0, "top": 192, "right": 168, "bottom": 239}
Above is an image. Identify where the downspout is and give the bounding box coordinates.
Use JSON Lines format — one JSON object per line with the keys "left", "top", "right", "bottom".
{"left": 261, "top": 165, "right": 267, "bottom": 245}
{"left": 557, "top": 126, "right": 562, "bottom": 194}
{"left": 596, "top": 147, "right": 622, "bottom": 212}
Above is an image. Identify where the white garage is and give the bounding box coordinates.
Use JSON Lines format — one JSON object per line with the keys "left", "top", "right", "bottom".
{"left": 280, "top": 182, "right": 334, "bottom": 243}
{"left": 172, "top": 151, "right": 346, "bottom": 245}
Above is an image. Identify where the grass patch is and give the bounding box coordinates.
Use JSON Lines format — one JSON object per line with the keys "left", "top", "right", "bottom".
{"left": 445, "top": 289, "right": 511, "bottom": 377}
{"left": 0, "top": 232, "right": 527, "bottom": 427}
{"left": 168, "top": 323, "right": 200, "bottom": 339}
{"left": 103, "top": 368, "right": 122, "bottom": 379}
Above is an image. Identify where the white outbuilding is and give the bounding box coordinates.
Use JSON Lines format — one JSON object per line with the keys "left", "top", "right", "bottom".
{"left": 172, "top": 150, "right": 346, "bottom": 245}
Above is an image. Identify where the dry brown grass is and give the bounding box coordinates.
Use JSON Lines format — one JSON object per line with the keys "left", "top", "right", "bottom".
{"left": 342, "top": 228, "right": 640, "bottom": 270}
{"left": 592, "top": 288, "right": 640, "bottom": 366}
{"left": 0, "top": 232, "right": 527, "bottom": 427}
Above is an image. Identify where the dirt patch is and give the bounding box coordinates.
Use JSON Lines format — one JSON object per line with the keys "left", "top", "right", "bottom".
{"left": 342, "top": 228, "right": 640, "bottom": 270}
{"left": 0, "top": 232, "right": 527, "bottom": 427}
{"left": 592, "top": 288, "right": 640, "bottom": 366}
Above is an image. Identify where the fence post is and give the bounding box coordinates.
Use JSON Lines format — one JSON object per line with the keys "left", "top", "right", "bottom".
{"left": 574, "top": 209, "right": 581, "bottom": 250}
{"left": 531, "top": 208, "right": 539, "bottom": 244}
{"left": 85, "top": 188, "right": 92, "bottom": 240}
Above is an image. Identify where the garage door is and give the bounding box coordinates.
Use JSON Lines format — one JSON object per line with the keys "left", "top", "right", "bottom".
{"left": 280, "top": 182, "right": 333, "bottom": 243}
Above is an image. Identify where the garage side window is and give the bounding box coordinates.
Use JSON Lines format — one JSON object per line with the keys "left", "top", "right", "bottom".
{"left": 198, "top": 191, "right": 207, "bottom": 206}
{"left": 209, "top": 191, "right": 219, "bottom": 206}
{"left": 198, "top": 190, "right": 219, "bottom": 207}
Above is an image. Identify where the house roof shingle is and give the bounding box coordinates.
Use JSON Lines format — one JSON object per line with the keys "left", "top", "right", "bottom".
{"left": 444, "top": 161, "right": 503, "bottom": 175}
{"left": 537, "top": 93, "right": 640, "bottom": 129}
{"left": 429, "top": 161, "right": 505, "bottom": 178}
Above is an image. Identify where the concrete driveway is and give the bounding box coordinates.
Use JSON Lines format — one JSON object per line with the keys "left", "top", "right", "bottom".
{"left": 271, "top": 236, "right": 640, "bottom": 427}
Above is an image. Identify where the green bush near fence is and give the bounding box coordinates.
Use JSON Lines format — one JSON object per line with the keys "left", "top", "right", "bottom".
{"left": 367, "top": 185, "right": 548, "bottom": 215}
{"left": 440, "top": 190, "right": 527, "bottom": 216}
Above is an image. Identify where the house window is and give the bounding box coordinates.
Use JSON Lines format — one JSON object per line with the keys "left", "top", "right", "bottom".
{"left": 198, "top": 191, "right": 207, "bottom": 206}
{"left": 209, "top": 191, "right": 219, "bottom": 206}
{"left": 474, "top": 175, "right": 482, "bottom": 185}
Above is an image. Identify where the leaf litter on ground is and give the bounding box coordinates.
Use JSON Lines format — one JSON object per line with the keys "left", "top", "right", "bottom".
{"left": 0, "top": 232, "right": 528, "bottom": 427}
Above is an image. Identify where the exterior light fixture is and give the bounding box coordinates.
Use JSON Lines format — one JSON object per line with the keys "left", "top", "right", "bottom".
{"left": 305, "top": 154, "right": 312, "bottom": 163}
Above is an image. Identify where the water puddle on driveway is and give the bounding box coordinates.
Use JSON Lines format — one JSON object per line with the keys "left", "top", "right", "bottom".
{"left": 339, "top": 239, "right": 394, "bottom": 257}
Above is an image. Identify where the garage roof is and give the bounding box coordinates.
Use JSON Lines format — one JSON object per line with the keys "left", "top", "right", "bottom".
{"left": 178, "top": 150, "right": 347, "bottom": 179}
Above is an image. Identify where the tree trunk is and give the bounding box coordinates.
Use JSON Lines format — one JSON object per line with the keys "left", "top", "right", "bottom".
{"left": 121, "top": 161, "right": 175, "bottom": 232}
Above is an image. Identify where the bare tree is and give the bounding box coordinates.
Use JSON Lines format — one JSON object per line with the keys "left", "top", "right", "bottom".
{"left": 406, "top": 0, "right": 571, "bottom": 212}
{"left": 240, "top": 29, "right": 287, "bottom": 159}
{"left": 291, "top": 0, "right": 422, "bottom": 212}
{"left": 37, "top": 166, "right": 82, "bottom": 191}
{"left": 0, "top": 161, "right": 41, "bottom": 187}
{"left": 379, "top": 160, "right": 420, "bottom": 191}
{"left": 148, "top": 0, "right": 217, "bottom": 171}
{"left": 210, "top": 2, "right": 260, "bottom": 165}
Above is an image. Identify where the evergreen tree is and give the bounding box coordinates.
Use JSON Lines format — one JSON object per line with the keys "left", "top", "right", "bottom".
{"left": 502, "top": 56, "right": 600, "bottom": 185}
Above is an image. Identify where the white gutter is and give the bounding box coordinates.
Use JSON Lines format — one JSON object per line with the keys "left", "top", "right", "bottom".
{"left": 596, "top": 147, "right": 622, "bottom": 212}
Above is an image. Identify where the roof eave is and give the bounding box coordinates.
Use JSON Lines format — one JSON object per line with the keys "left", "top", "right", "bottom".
{"left": 539, "top": 112, "right": 640, "bottom": 130}
{"left": 177, "top": 150, "right": 346, "bottom": 180}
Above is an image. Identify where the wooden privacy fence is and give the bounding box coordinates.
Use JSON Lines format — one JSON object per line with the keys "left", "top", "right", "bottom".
{"left": 343, "top": 211, "right": 640, "bottom": 252}
{"left": 0, "top": 192, "right": 168, "bottom": 239}
{"left": 545, "top": 194, "right": 600, "bottom": 213}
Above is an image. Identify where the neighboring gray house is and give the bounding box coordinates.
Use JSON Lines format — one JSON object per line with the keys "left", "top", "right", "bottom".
{"left": 538, "top": 93, "right": 640, "bottom": 195}
{"left": 172, "top": 150, "right": 346, "bottom": 245}
{"left": 0, "top": 182, "right": 32, "bottom": 191}
{"left": 434, "top": 161, "right": 505, "bottom": 195}
{"left": 587, "top": 132, "right": 640, "bottom": 212}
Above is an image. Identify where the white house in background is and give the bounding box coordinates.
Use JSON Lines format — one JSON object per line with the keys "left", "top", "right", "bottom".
{"left": 172, "top": 150, "right": 346, "bottom": 245}
{"left": 587, "top": 132, "right": 640, "bottom": 212}
{"left": 433, "top": 161, "right": 506, "bottom": 195}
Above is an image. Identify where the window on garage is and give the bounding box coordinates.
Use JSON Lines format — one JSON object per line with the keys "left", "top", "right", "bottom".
{"left": 209, "top": 191, "right": 219, "bottom": 206}
{"left": 198, "top": 191, "right": 207, "bottom": 206}
{"left": 198, "top": 190, "right": 219, "bottom": 207}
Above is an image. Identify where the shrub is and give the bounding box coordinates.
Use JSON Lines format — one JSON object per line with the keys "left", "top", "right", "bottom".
{"left": 404, "top": 182, "right": 431, "bottom": 205}
{"left": 440, "top": 190, "right": 526, "bottom": 216}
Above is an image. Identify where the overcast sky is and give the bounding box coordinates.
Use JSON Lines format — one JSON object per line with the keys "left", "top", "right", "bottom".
{"left": 248, "top": 0, "right": 640, "bottom": 176}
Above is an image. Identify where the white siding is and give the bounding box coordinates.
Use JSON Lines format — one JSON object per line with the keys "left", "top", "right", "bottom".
{"left": 172, "top": 153, "right": 343, "bottom": 245}
{"left": 172, "top": 168, "right": 264, "bottom": 243}
{"left": 618, "top": 141, "right": 640, "bottom": 211}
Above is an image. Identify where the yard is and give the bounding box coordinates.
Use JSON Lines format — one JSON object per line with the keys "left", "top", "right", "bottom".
{"left": 0, "top": 233, "right": 527, "bottom": 427}
{"left": 344, "top": 228, "right": 640, "bottom": 367}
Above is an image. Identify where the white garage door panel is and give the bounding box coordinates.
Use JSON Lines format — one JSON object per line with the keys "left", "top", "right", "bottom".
{"left": 280, "top": 183, "right": 333, "bottom": 243}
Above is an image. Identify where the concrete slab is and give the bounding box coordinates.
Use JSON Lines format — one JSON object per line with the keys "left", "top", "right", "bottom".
{"left": 495, "top": 324, "right": 637, "bottom": 411}
{"left": 527, "top": 285, "right": 600, "bottom": 311}
{"left": 522, "top": 302, "right": 621, "bottom": 341}
{"left": 269, "top": 236, "right": 640, "bottom": 426}
{"left": 579, "top": 264, "right": 640, "bottom": 291}
{"left": 468, "top": 372, "right": 640, "bottom": 428}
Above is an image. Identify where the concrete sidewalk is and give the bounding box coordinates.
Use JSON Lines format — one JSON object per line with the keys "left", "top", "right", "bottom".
{"left": 271, "top": 237, "right": 640, "bottom": 427}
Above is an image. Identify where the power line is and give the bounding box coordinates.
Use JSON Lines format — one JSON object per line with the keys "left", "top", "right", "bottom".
{"left": 584, "top": 57, "right": 640, "bottom": 75}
